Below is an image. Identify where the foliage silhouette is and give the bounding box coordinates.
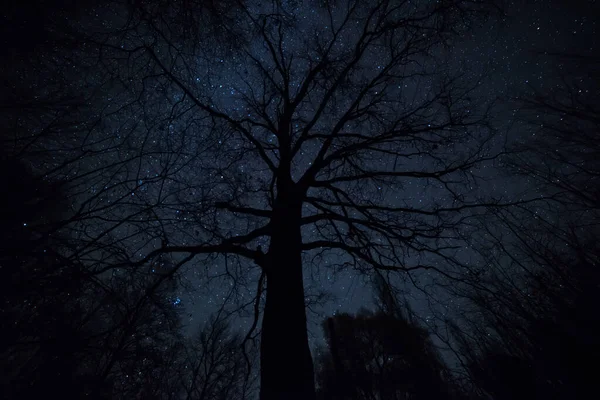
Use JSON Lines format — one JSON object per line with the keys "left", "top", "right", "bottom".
{"left": 316, "top": 278, "right": 459, "bottom": 400}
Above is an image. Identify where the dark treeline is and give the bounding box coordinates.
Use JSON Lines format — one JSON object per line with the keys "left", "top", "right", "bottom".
{"left": 1, "top": 0, "right": 598, "bottom": 399}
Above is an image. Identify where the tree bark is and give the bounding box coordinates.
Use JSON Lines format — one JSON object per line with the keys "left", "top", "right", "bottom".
{"left": 260, "top": 190, "right": 316, "bottom": 400}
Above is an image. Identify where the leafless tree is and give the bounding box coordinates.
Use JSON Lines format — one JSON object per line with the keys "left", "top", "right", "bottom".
{"left": 2, "top": 0, "right": 507, "bottom": 398}
{"left": 0, "top": 155, "right": 185, "bottom": 399}
{"left": 173, "top": 315, "right": 257, "bottom": 400}
{"left": 444, "top": 52, "right": 600, "bottom": 399}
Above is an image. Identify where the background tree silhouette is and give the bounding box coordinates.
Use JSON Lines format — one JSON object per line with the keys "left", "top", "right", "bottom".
{"left": 0, "top": 154, "right": 185, "bottom": 398}
{"left": 0, "top": 149, "right": 256, "bottom": 399}
{"left": 0, "top": 156, "right": 94, "bottom": 398}
{"left": 315, "top": 276, "right": 459, "bottom": 400}
{"left": 0, "top": 156, "right": 254, "bottom": 398}
{"left": 175, "top": 314, "right": 258, "bottom": 400}
{"left": 446, "top": 52, "right": 600, "bottom": 400}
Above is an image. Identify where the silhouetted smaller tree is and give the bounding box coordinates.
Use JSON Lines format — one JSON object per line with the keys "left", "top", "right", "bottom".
{"left": 315, "top": 278, "right": 458, "bottom": 400}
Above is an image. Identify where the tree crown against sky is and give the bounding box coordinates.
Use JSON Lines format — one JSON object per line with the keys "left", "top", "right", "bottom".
{"left": 7, "top": 0, "right": 505, "bottom": 277}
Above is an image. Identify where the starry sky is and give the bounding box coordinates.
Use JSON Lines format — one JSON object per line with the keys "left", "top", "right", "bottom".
{"left": 2, "top": 0, "right": 598, "bottom": 356}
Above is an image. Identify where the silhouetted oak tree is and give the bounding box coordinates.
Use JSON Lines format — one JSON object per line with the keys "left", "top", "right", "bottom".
{"left": 3, "top": 1, "right": 505, "bottom": 398}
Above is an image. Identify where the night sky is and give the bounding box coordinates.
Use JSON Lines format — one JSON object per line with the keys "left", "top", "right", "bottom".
{"left": 2, "top": 0, "right": 598, "bottom": 365}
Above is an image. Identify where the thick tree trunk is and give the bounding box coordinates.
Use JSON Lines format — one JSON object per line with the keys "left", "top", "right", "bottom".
{"left": 260, "top": 195, "right": 316, "bottom": 400}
